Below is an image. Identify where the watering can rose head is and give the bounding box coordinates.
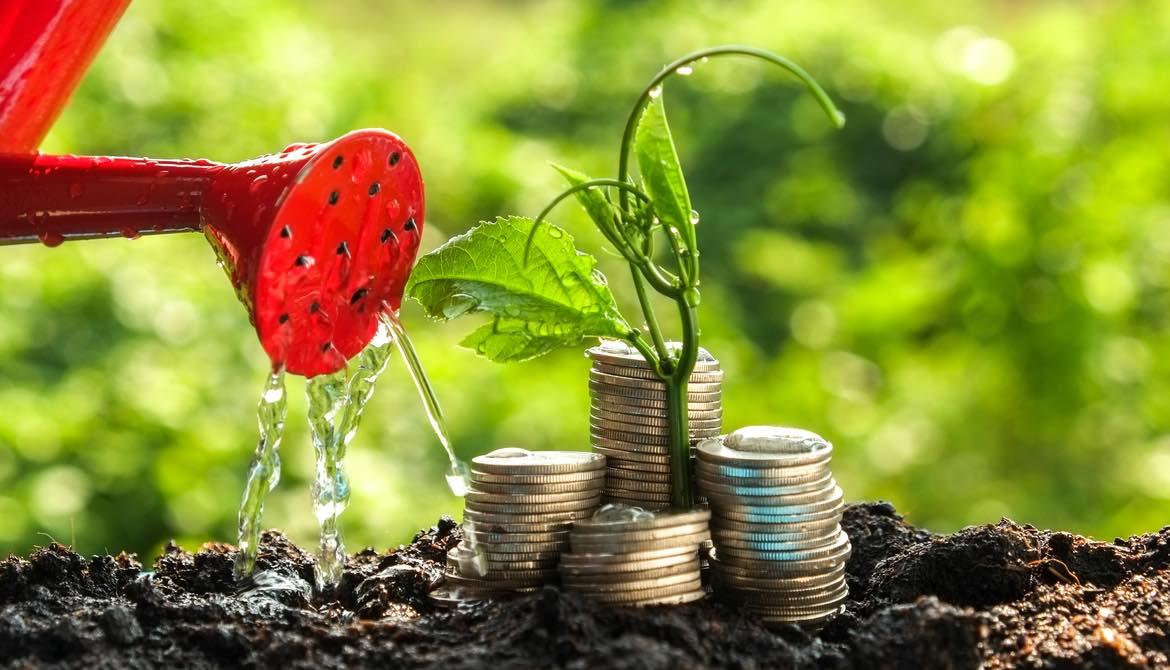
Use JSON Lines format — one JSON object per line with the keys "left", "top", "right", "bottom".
{"left": 202, "top": 130, "right": 426, "bottom": 378}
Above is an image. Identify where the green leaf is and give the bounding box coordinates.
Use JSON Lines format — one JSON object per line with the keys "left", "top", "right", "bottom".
{"left": 406, "top": 216, "right": 635, "bottom": 362}
{"left": 551, "top": 164, "right": 619, "bottom": 234}
{"left": 551, "top": 164, "right": 649, "bottom": 254}
{"left": 635, "top": 95, "right": 693, "bottom": 239}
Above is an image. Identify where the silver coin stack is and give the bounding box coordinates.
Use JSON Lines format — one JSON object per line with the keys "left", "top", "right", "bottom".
{"left": 696, "top": 426, "right": 850, "bottom": 629}
{"left": 560, "top": 504, "right": 710, "bottom": 606}
{"left": 587, "top": 340, "right": 723, "bottom": 509}
{"left": 444, "top": 448, "right": 606, "bottom": 595}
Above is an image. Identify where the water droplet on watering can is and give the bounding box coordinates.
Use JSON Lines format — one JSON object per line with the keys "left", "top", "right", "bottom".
{"left": 68, "top": 181, "right": 83, "bottom": 199}
{"left": 37, "top": 232, "right": 64, "bottom": 247}
{"left": 250, "top": 175, "right": 268, "bottom": 193}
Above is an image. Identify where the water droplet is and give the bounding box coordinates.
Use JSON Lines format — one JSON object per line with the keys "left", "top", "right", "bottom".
{"left": 648, "top": 86, "right": 663, "bottom": 99}
{"left": 250, "top": 175, "right": 268, "bottom": 194}
{"left": 68, "top": 181, "right": 83, "bottom": 199}
{"left": 37, "top": 231, "right": 64, "bottom": 247}
{"left": 676, "top": 65, "right": 693, "bottom": 76}
{"left": 547, "top": 226, "right": 564, "bottom": 239}
{"left": 700, "top": 56, "right": 710, "bottom": 64}
{"left": 690, "top": 210, "right": 700, "bottom": 225}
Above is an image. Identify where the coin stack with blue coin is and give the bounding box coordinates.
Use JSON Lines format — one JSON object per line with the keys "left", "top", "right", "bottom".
{"left": 696, "top": 426, "right": 850, "bottom": 629}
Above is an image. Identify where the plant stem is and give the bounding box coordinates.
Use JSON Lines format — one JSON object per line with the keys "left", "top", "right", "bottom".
{"left": 668, "top": 297, "right": 700, "bottom": 508}
{"left": 616, "top": 44, "right": 846, "bottom": 214}
{"left": 630, "top": 268, "right": 671, "bottom": 369}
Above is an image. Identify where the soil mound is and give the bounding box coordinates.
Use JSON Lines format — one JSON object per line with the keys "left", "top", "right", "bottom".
{"left": 1, "top": 502, "right": 1166, "bottom": 668}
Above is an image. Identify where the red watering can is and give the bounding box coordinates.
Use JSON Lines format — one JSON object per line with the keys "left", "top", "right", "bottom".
{"left": 0, "top": 0, "right": 425, "bottom": 377}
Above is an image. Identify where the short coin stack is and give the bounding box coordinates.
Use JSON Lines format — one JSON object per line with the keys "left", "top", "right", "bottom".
{"left": 559, "top": 504, "right": 710, "bottom": 606}
{"left": 696, "top": 426, "right": 850, "bottom": 629}
{"left": 587, "top": 340, "right": 723, "bottom": 509}
{"left": 445, "top": 448, "right": 606, "bottom": 595}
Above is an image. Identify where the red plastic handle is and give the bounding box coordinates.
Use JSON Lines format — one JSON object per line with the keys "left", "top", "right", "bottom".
{"left": 0, "top": 0, "right": 132, "bottom": 152}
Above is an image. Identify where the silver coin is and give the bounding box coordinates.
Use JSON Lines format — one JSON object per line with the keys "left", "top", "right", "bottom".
{"left": 570, "top": 532, "right": 710, "bottom": 557}
{"left": 622, "top": 587, "right": 707, "bottom": 607}
{"left": 468, "top": 497, "right": 602, "bottom": 514}
{"left": 560, "top": 553, "right": 699, "bottom": 577}
{"left": 701, "top": 483, "right": 840, "bottom": 508}
{"left": 581, "top": 578, "right": 704, "bottom": 604}
{"left": 560, "top": 544, "right": 698, "bottom": 565}
{"left": 757, "top": 605, "right": 846, "bottom": 630}
{"left": 695, "top": 467, "right": 831, "bottom": 489}
{"left": 589, "top": 370, "right": 724, "bottom": 394}
{"left": 708, "top": 496, "right": 845, "bottom": 524}
{"left": 589, "top": 381, "right": 723, "bottom": 403}
{"left": 604, "top": 458, "right": 674, "bottom": 473}
{"left": 591, "top": 446, "right": 673, "bottom": 465}
{"left": 590, "top": 412, "right": 724, "bottom": 432}
{"left": 469, "top": 479, "right": 605, "bottom": 495}
{"left": 592, "top": 425, "right": 722, "bottom": 445}
{"left": 466, "top": 488, "right": 604, "bottom": 505}
{"left": 605, "top": 468, "right": 674, "bottom": 483}
{"left": 468, "top": 529, "right": 570, "bottom": 543}
{"left": 710, "top": 562, "right": 846, "bottom": 591}
{"left": 570, "top": 521, "right": 710, "bottom": 546}
{"left": 574, "top": 507, "right": 710, "bottom": 533}
{"left": 695, "top": 472, "right": 834, "bottom": 496}
{"left": 586, "top": 341, "right": 720, "bottom": 369}
{"left": 561, "top": 559, "right": 700, "bottom": 585}
{"left": 471, "top": 470, "right": 607, "bottom": 485}
{"left": 590, "top": 390, "right": 723, "bottom": 411}
{"left": 464, "top": 508, "right": 595, "bottom": 525}
{"left": 473, "top": 448, "right": 606, "bottom": 475}
{"left": 464, "top": 519, "right": 576, "bottom": 534}
{"left": 592, "top": 362, "right": 724, "bottom": 383}
{"left": 562, "top": 569, "right": 702, "bottom": 594}
{"left": 695, "top": 439, "right": 831, "bottom": 468}
{"left": 603, "top": 477, "right": 673, "bottom": 494}
{"left": 709, "top": 516, "right": 842, "bottom": 536}
{"left": 709, "top": 524, "right": 841, "bottom": 544}
{"left": 716, "top": 579, "right": 848, "bottom": 607}
{"left": 590, "top": 399, "right": 723, "bottom": 420}
{"left": 731, "top": 584, "right": 849, "bottom": 611}
{"left": 712, "top": 531, "right": 851, "bottom": 563}
{"left": 708, "top": 485, "right": 844, "bottom": 514}
{"left": 711, "top": 532, "right": 841, "bottom": 553}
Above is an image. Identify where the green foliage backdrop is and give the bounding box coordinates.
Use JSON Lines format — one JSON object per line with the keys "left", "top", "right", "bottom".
{"left": 2, "top": 1, "right": 1169, "bottom": 559}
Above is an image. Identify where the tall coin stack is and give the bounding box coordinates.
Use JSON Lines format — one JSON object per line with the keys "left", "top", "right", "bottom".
{"left": 445, "top": 448, "right": 606, "bottom": 596}
{"left": 696, "top": 426, "right": 850, "bottom": 629}
{"left": 560, "top": 504, "right": 710, "bottom": 606}
{"left": 587, "top": 340, "right": 723, "bottom": 509}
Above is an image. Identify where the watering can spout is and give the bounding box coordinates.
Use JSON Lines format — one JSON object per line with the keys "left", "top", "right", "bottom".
{"left": 0, "top": 131, "right": 427, "bottom": 378}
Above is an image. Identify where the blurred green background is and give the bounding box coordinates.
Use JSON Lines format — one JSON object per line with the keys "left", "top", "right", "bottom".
{"left": 2, "top": 0, "right": 1169, "bottom": 560}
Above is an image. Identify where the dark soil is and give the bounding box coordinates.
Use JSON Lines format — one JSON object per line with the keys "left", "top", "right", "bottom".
{"left": 1, "top": 502, "right": 1167, "bottom": 669}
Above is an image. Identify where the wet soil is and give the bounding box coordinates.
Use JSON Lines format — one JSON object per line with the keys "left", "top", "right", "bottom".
{"left": 1, "top": 502, "right": 1166, "bottom": 669}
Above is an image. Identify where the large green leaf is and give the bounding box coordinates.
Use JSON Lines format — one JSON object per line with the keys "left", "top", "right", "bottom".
{"left": 635, "top": 95, "right": 693, "bottom": 239}
{"left": 406, "top": 216, "right": 634, "bottom": 362}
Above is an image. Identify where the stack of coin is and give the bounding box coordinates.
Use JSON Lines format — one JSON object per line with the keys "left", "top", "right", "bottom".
{"left": 559, "top": 504, "right": 709, "bottom": 606}
{"left": 587, "top": 340, "right": 723, "bottom": 508}
{"left": 444, "top": 448, "right": 606, "bottom": 595}
{"left": 696, "top": 426, "right": 850, "bottom": 629}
